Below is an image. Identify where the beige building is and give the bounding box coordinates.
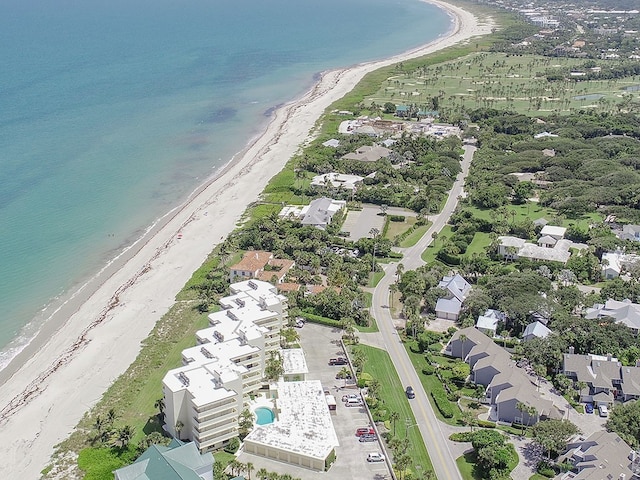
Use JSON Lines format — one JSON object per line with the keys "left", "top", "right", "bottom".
{"left": 229, "top": 250, "right": 295, "bottom": 284}
{"left": 162, "top": 280, "right": 287, "bottom": 453}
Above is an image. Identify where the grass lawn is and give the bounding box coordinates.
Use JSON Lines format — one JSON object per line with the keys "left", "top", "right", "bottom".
{"left": 77, "top": 446, "right": 137, "bottom": 480}
{"left": 464, "top": 232, "right": 492, "bottom": 256}
{"left": 455, "top": 444, "right": 518, "bottom": 480}
{"left": 356, "top": 345, "right": 434, "bottom": 474}
{"left": 369, "top": 270, "right": 385, "bottom": 287}
{"left": 421, "top": 225, "right": 453, "bottom": 263}
{"left": 385, "top": 216, "right": 417, "bottom": 240}
{"left": 529, "top": 474, "right": 549, "bottom": 480}
{"left": 399, "top": 224, "right": 430, "bottom": 248}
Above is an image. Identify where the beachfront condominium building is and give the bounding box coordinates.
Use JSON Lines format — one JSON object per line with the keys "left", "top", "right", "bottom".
{"left": 162, "top": 280, "right": 287, "bottom": 453}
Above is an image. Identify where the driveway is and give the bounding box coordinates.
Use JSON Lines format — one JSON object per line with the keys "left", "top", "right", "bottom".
{"left": 342, "top": 204, "right": 416, "bottom": 241}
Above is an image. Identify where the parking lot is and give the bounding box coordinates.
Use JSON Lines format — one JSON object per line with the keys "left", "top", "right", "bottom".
{"left": 342, "top": 204, "right": 416, "bottom": 241}
{"left": 236, "top": 323, "right": 391, "bottom": 479}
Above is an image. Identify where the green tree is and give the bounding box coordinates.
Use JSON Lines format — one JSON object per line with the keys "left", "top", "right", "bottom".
{"left": 390, "top": 411, "right": 400, "bottom": 437}
{"left": 256, "top": 468, "right": 269, "bottom": 480}
{"left": 606, "top": 400, "right": 640, "bottom": 447}
{"left": 238, "top": 408, "right": 254, "bottom": 439}
{"left": 264, "top": 350, "right": 284, "bottom": 382}
{"left": 531, "top": 419, "right": 579, "bottom": 459}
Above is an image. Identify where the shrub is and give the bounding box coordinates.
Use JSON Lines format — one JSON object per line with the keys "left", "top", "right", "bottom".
{"left": 422, "top": 365, "right": 435, "bottom": 375}
{"left": 224, "top": 437, "right": 240, "bottom": 454}
{"left": 431, "top": 390, "right": 455, "bottom": 418}
{"left": 389, "top": 215, "right": 405, "bottom": 222}
{"left": 537, "top": 460, "right": 556, "bottom": 478}
{"left": 428, "top": 342, "right": 443, "bottom": 353}
{"left": 450, "top": 432, "right": 474, "bottom": 442}
{"left": 299, "top": 312, "right": 342, "bottom": 327}
{"left": 477, "top": 419, "right": 496, "bottom": 428}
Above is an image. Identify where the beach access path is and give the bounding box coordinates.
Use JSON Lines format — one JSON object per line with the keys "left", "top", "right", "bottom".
{"left": 365, "top": 145, "right": 476, "bottom": 480}
{"left": 0, "top": 3, "right": 492, "bottom": 478}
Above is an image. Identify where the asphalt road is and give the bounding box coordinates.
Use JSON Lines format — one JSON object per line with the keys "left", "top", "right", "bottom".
{"left": 370, "top": 145, "right": 475, "bottom": 480}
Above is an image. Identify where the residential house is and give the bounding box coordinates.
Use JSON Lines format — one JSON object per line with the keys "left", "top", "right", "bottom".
{"left": 446, "top": 327, "right": 561, "bottom": 425}
{"left": 557, "top": 431, "right": 640, "bottom": 480}
{"left": 279, "top": 197, "right": 346, "bottom": 230}
{"left": 229, "top": 251, "right": 295, "bottom": 284}
{"left": 619, "top": 224, "right": 640, "bottom": 242}
{"left": 435, "top": 274, "right": 471, "bottom": 321}
{"left": 522, "top": 321, "right": 552, "bottom": 342}
{"left": 562, "top": 352, "right": 621, "bottom": 405}
{"left": 601, "top": 250, "right": 640, "bottom": 279}
{"left": 341, "top": 145, "right": 391, "bottom": 163}
{"left": 497, "top": 225, "right": 584, "bottom": 264}
{"left": 475, "top": 309, "right": 506, "bottom": 337}
{"left": 585, "top": 299, "right": 640, "bottom": 335}
{"left": 113, "top": 439, "right": 214, "bottom": 480}
{"left": 163, "top": 280, "right": 287, "bottom": 453}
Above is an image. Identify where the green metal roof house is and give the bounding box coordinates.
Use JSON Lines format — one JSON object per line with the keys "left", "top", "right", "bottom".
{"left": 114, "top": 439, "right": 214, "bottom": 480}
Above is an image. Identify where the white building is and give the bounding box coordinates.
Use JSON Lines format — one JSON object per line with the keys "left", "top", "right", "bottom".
{"left": 243, "top": 380, "right": 339, "bottom": 471}
{"left": 310, "top": 172, "right": 364, "bottom": 192}
{"left": 278, "top": 197, "right": 346, "bottom": 230}
{"left": 497, "top": 225, "right": 585, "bottom": 264}
{"left": 162, "top": 280, "right": 287, "bottom": 453}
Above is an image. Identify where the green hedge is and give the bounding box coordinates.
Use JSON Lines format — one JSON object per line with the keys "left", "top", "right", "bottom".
{"left": 450, "top": 432, "right": 474, "bottom": 442}
{"left": 422, "top": 365, "right": 435, "bottom": 375}
{"left": 477, "top": 420, "right": 496, "bottom": 428}
{"left": 431, "top": 390, "right": 455, "bottom": 418}
{"left": 389, "top": 215, "right": 405, "bottom": 222}
{"left": 299, "top": 312, "right": 342, "bottom": 327}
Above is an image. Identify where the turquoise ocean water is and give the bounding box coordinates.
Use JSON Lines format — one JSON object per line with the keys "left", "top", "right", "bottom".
{"left": 0, "top": 0, "right": 450, "bottom": 368}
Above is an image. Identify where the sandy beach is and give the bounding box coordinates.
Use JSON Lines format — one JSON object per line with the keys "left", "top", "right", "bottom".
{"left": 0, "top": 2, "right": 492, "bottom": 477}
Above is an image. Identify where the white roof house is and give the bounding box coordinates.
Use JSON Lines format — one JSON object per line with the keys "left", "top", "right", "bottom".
{"left": 279, "top": 197, "right": 346, "bottom": 230}
{"left": 162, "top": 280, "right": 287, "bottom": 453}
{"left": 585, "top": 299, "right": 640, "bottom": 334}
{"left": 497, "top": 225, "right": 579, "bottom": 264}
{"left": 436, "top": 274, "right": 471, "bottom": 321}
{"left": 539, "top": 225, "right": 566, "bottom": 240}
{"left": 322, "top": 139, "right": 340, "bottom": 148}
{"left": 523, "top": 321, "right": 552, "bottom": 342}
{"left": 602, "top": 250, "right": 640, "bottom": 279}
{"left": 342, "top": 145, "right": 391, "bottom": 162}
{"left": 475, "top": 309, "right": 506, "bottom": 337}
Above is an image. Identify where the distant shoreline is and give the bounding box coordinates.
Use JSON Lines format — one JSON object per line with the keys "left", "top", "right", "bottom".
{"left": 0, "top": 1, "right": 494, "bottom": 476}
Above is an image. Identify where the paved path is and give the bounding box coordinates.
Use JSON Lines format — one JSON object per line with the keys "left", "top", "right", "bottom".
{"left": 367, "top": 145, "right": 475, "bottom": 480}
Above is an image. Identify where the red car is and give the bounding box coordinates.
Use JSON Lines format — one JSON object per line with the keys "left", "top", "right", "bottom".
{"left": 356, "top": 427, "right": 375, "bottom": 437}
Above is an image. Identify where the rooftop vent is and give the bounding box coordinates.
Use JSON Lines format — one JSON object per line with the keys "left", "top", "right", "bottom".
{"left": 248, "top": 280, "right": 258, "bottom": 290}
{"left": 177, "top": 372, "right": 190, "bottom": 387}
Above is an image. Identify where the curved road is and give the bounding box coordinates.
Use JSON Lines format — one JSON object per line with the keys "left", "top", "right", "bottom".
{"left": 370, "top": 145, "right": 475, "bottom": 480}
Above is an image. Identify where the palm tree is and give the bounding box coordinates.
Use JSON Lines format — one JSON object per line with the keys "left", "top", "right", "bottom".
{"left": 116, "top": 425, "right": 134, "bottom": 449}
{"left": 246, "top": 462, "right": 254, "bottom": 480}
{"left": 154, "top": 397, "right": 165, "bottom": 418}
{"left": 390, "top": 411, "right": 400, "bottom": 437}
{"left": 516, "top": 401, "right": 528, "bottom": 433}
{"left": 459, "top": 334, "right": 468, "bottom": 363}
{"left": 174, "top": 420, "right": 184, "bottom": 440}
{"left": 256, "top": 468, "right": 269, "bottom": 480}
{"left": 461, "top": 410, "right": 476, "bottom": 432}
{"left": 534, "top": 364, "right": 546, "bottom": 391}
{"left": 106, "top": 408, "right": 117, "bottom": 427}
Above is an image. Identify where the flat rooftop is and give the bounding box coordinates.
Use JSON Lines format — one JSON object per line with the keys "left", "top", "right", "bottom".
{"left": 282, "top": 349, "right": 308, "bottom": 376}
{"left": 244, "top": 380, "right": 339, "bottom": 459}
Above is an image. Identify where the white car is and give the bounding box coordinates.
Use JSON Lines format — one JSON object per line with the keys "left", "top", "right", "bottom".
{"left": 367, "top": 452, "right": 385, "bottom": 463}
{"left": 598, "top": 405, "right": 608, "bottom": 417}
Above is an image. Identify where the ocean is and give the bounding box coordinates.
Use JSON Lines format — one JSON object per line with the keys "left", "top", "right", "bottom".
{"left": 0, "top": 0, "right": 450, "bottom": 369}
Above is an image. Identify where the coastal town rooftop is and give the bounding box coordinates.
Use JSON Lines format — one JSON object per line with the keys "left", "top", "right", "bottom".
{"left": 243, "top": 380, "right": 339, "bottom": 464}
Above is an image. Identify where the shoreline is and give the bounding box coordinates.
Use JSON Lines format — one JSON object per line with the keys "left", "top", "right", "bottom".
{"left": 0, "top": 1, "right": 493, "bottom": 476}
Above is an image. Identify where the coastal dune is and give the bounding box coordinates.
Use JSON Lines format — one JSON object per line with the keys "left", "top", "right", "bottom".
{"left": 0, "top": 2, "right": 492, "bottom": 477}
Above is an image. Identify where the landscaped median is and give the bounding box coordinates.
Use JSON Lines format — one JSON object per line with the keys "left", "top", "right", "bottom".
{"left": 353, "top": 344, "right": 434, "bottom": 479}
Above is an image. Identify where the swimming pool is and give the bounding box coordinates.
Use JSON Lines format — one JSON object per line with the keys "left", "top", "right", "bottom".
{"left": 255, "top": 407, "right": 275, "bottom": 425}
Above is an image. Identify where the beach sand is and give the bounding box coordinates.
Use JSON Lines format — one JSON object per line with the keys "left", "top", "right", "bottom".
{"left": 0, "top": 2, "right": 492, "bottom": 477}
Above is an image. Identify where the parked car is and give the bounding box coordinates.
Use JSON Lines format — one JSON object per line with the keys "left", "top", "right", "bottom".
{"left": 405, "top": 386, "right": 415, "bottom": 399}
{"left": 367, "top": 453, "right": 385, "bottom": 463}
{"left": 585, "top": 403, "right": 594, "bottom": 414}
{"left": 356, "top": 427, "right": 375, "bottom": 437}
{"left": 342, "top": 394, "right": 359, "bottom": 402}
{"left": 346, "top": 398, "right": 363, "bottom": 407}
{"left": 359, "top": 434, "right": 378, "bottom": 442}
{"left": 294, "top": 318, "right": 305, "bottom": 328}
{"left": 598, "top": 404, "right": 608, "bottom": 417}
{"left": 329, "top": 357, "right": 348, "bottom": 366}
